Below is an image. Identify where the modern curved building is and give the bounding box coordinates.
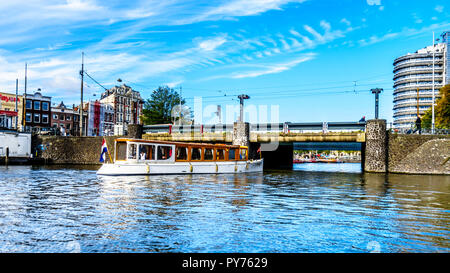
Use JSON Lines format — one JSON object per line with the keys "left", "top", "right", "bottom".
{"left": 393, "top": 31, "right": 449, "bottom": 128}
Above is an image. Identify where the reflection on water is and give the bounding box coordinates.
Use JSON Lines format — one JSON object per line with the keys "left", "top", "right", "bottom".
{"left": 0, "top": 165, "right": 448, "bottom": 252}
{"left": 294, "top": 162, "right": 362, "bottom": 173}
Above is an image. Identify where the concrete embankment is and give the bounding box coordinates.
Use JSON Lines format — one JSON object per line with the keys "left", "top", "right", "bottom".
{"left": 32, "top": 135, "right": 120, "bottom": 165}
{"left": 387, "top": 133, "right": 450, "bottom": 175}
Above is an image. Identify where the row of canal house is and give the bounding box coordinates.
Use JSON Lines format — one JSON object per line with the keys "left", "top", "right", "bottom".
{"left": 0, "top": 84, "right": 143, "bottom": 136}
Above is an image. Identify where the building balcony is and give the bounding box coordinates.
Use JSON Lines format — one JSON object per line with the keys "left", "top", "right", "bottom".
{"left": 393, "top": 84, "right": 443, "bottom": 94}
{"left": 393, "top": 101, "right": 431, "bottom": 110}
{"left": 393, "top": 66, "right": 443, "bottom": 76}
{"left": 393, "top": 76, "right": 442, "bottom": 87}
{"left": 393, "top": 52, "right": 444, "bottom": 64}
{"left": 393, "top": 61, "right": 443, "bottom": 72}
{"left": 394, "top": 92, "right": 441, "bottom": 102}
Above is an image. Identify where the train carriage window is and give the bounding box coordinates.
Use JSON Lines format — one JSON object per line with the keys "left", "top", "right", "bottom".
{"left": 157, "top": 145, "right": 172, "bottom": 160}
{"left": 204, "top": 148, "right": 214, "bottom": 160}
{"left": 191, "top": 147, "right": 202, "bottom": 161}
{"left": 216, "top": 149, "right": 225, "bottom": 160}
{"left": 176, "top": 147, "right": 188, "bottom": 161}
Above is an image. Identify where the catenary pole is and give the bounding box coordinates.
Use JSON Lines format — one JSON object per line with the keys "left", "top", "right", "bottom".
{"left": 432, "top": 32, "right": 435, "bottom": 134}
{"left": 80, "top": 52, "right": 84, "bottom": 136}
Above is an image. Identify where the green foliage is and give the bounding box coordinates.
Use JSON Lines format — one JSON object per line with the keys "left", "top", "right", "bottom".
{"left": 142, "top": 86, "right": 185, "bottom": 125}
{"left": 421, "top": 84, "right": 450, "bottom": 129}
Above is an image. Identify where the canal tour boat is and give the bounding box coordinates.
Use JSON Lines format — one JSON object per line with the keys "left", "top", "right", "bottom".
{"left": 96, "top": 138, "right": 263, "bottom": 175}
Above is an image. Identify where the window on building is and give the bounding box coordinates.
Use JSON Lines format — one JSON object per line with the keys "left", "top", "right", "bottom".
{"left": 33, "top": 113, "right": 40, "bottom": 123}
{"left": 66, "top": 115, "right": 71, "bottom": 121}
{"left": 73, "top": 115, "right": 78, "bottom": 122}
{"left": 53, "top": 114, "right": 58, "bottom": 119}
{"left": 26, "top": 100, "right": 32, "bottom": 109}
{"left": 42, "top": 102, "right": 49, "bottom": 111}
{"left": 42, "top": 114, "right": 49, "bottom": 124}
{"left": 60, "top": 114, "right": 64, "bottom": 121}
{"left": 66, "top": 124, "right": 71, "bottom": 130}
{"left": 25, "top": 113, "right": 31, "bottom": 122}
{"left": 34, "top": 101, "right": 40, "bottom": 110}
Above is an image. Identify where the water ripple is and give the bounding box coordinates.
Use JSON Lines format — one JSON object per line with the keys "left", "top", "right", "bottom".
{"left": 0, "top": 165, "right": 449, "bottom": 252}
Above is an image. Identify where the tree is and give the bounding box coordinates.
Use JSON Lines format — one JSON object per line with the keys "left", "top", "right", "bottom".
{"left": 422, "top": 84, "right": 450, "bottom": 129}
{"left": 142, "top": 86, "right": 185, "bottom": 125}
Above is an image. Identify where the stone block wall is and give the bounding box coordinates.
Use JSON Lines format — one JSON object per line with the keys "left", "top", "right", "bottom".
{"left": 127, "top": 124, "right": 143, "bottom": 139}
{"left": 388, "top": 133, "right": 450, "bottom": 175}
{"left": 32, "top": 135, "right": 121, "bottom": 164}
{"left": 364, "top": 119, "right": 387, "bottom": 173}
{"left": 232, "top": 122, "right": 250, "bottom": 147}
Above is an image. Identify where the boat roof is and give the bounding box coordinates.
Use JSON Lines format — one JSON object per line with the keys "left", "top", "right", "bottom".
{"left": 115, "top": 138, "right": 247, "bottom": 149}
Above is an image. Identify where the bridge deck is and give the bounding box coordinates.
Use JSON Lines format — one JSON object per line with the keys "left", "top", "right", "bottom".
{"left": 143, "top": 132, "right": 366, "bottom": 143}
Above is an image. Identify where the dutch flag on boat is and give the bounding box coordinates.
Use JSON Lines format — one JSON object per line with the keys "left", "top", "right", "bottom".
{"left": 99, "top": 138, "right": 108, "bottom": 163}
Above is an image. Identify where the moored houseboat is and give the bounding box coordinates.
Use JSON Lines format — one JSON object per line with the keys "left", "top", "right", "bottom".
{"left": 96, "top": 138, "right": 263, "bottom": 175}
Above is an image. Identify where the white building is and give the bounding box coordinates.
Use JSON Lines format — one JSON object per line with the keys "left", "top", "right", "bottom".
{"left": 392, "top": 31, "right": 449, "bottom": 128}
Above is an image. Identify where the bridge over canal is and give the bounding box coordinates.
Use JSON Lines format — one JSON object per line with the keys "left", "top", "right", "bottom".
{"left": 140, "top": 121, "right": 367, "bottom": 170}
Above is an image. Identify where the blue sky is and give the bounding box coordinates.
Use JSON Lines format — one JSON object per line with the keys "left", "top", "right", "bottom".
{"left": 0, "top": 0, "right": 449, "bottom": 124}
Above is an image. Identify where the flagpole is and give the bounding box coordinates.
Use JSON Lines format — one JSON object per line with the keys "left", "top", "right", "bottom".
{"left": 104, "top": 137, "right": 113, "bottom": 163}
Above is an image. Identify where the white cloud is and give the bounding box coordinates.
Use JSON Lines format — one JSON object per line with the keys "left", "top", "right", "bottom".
{"left": 231, "top": 54, "right": 316, "bottom": 79}
{"left": 340, "top": 18, "right": 351, "bottom": 26}
{"left": 366, "top": 0, "right": 381, "bottom": 6}
{"left": 46, "top": 0, "right": 103, "bottom": 12}
{"left": 177, "top": 0, "right": 307, "bottom": 24}
{"left": 198, "top": 36, "right": 227, "bottom": 51}
{"left": 435, "top": 5, "right": 444, "bottom": 13}
{"left": 358, "top": 33, "right": 398, "bottom": 46}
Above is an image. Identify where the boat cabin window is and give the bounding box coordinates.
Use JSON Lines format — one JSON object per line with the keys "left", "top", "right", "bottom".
{"left": 191, "top": 147, "right": 202, "bottom": 161}
{"left": 239, "top": 148, "right": 247, "bottom": 160}
{"left": 228, "top": 148, "right": 237, "bottom": 161}
{"left": 216, "top": 149, "right": 225, "bottom": 160}
{"left": 157, "top": 145, "right": 172, "bottom": 160}
{"left": 139, "top": 144, "right": 155, "bottom": 160}
{"left": 116, "top": 142, "right": 127, "bottom": 161}
{"left": 128, "top": 143, "right": 138, "bottom": 159}
{"left": 204, "top": 148, "right": 214, "bottom": 160}
{"left": 176, "top": 146, "right": 188, "bottom": 161}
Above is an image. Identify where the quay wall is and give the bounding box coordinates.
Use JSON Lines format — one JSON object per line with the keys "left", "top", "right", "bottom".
{"left": 387, "top": 133, "right": 450, "bottom": 175}
{"left": 32, "top": 135, "right": 120, "bottom": 165}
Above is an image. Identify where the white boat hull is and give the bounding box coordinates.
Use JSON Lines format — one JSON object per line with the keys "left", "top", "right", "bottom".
{"left": 97, "top": 159, "right": 264, "bottom": 175}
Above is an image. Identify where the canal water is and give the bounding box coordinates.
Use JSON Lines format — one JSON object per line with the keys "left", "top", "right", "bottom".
{"left": 0, "top": 164, "right": 448, "bottom": 253}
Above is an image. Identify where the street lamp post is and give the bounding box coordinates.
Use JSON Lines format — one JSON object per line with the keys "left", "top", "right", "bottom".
{"left": 432, "top": 32, "right": 435, "bottom": 134}
{"left": 237, "top": 94, "right": 250, "bottom": 122}
{"left": 80, "top": 52, "right": 84, "bottom": 136}
{"left": 371, "top": 88, "right": 383, "bottom": 119}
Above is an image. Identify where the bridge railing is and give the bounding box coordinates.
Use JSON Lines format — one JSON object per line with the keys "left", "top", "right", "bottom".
{"left": 143, "top": 122, "right": 366, "bottom": 134}
{"left": 389, "top": 126, "right": 450, "bottom": 135}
